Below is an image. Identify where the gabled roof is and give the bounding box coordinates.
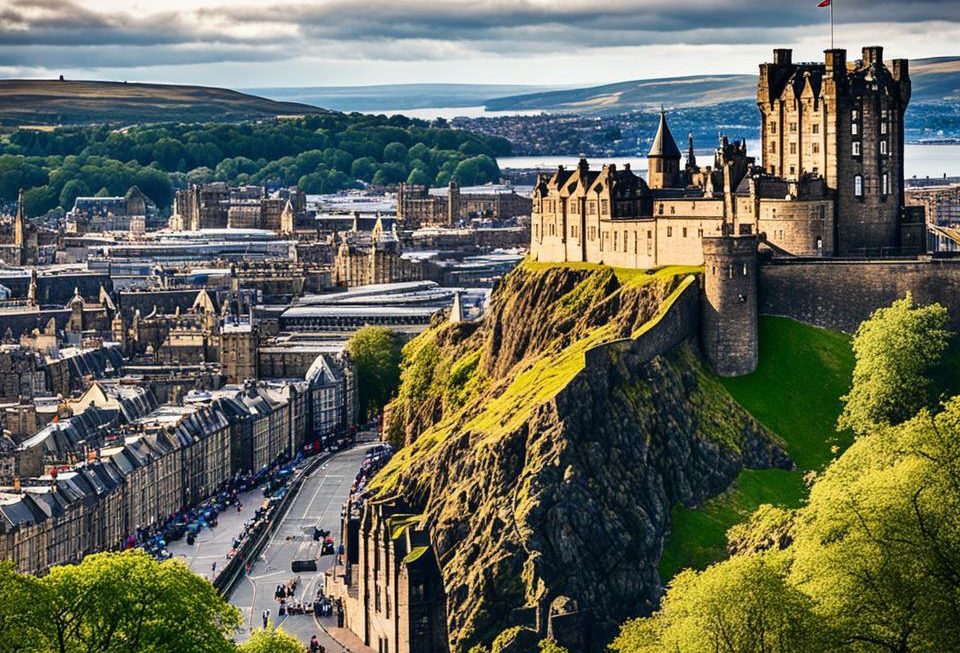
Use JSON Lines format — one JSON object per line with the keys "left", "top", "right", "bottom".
{"left": 649, "top": 110, "right": 682, "bottom": 158}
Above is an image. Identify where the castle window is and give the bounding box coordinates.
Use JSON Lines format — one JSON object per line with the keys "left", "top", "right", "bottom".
{"left": 770, "top": 142, "right": 777, "bottom": 154}
{"left": 698, "top": 228, "right": 703, "bottom": 238}
{"left": 658, "top": 204, "right": 664, "bottom": 215}
{"left": 852, "top": 109, "right": 859, "bottom": 121}
{"left": 789, "top": 122, "right": 797, "bottom": 133}
{"left": 812, "top": 124, "right": 820, "bottom": 135}
{"left": 634, "top": 232, "right": 638, "bottom": 254}
{"left": 601, "top": 200, "right": 609, "bottom": 215}
{"left": 769, "top": 122, "right": 777, "bottom": 134}
{"left": 589, "top": 201, "right": 597, "bottom": 215}
{"left": 790, "top": 143, "right": 797, "bottom": 155}
{"left": 670, "top": 206, "right": 675, "bottom": 215}
{"left": 852, "top": 142, "right": 861, "bottom": 157}
{"left": 667, "top": 226, "right": 673, "bottom": 237}
{"left": 682, "top": 227, "right": 688, "bottom": 238}
{"left": 881, "top": 122, "right": 888, "bottom": 135}
{"left": 623, "top": 230, "right": 627, "bottom": 251}
{"left": 852, "top": 123, "right": 859, "bottom": 136}
{"left": 789, "top": 166, "right": 796, "bottom": 176}
{"left": 812, "top": 143, "right": 820, "bottom": 154}
{"left": 742, "top": 263, "right": 748, "bottom": 276}
{"left": 728, "top": 265, "right": 733, "bottom": 279}
{"left": 882, "top": 173, "right": 889, "bottom": 196}
{"left": 880, "top": 141, "right": 888, "bottom": 156}
{"left": 614, "top": 231, "right": 618, "bottom": 249}
{"left": 855, "top": 175, "right": 863, "bottom": 198}
{"left": 881, "top": 109, "right": 889, "bottom": 120}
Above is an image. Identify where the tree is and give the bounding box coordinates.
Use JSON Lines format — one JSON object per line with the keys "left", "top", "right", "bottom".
{"left": 346, "top": 326, "right": 403, "bottom": 420}
{"left": 838, "top": 294, "right": 951, "bottom": 436}
{"left": 0, "top": 561, "right": 43, "bottom": 651}
{"left": 33, "top": 549, "right": 242, "bottom": 653}
{"left": 406, "top": 168, "right": 430, "bottom": 186}
{"left": 58, "top": 179, "right": 89, "bottom": 210}
{"left": 611, "top": 552, "right": 824, "bottom": 653}
{"left": 383, "top": 142, "right": 409, "bottom": 163}
{"left": 538, "top": 639, "right": 570, "bottom": 653}
{"left": 238, "top": 628, "right": 306, "bottom": 653}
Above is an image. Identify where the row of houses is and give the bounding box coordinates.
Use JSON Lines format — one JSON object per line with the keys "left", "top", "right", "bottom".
{"left": 0, "top": 351, "right": 357, "bottom": 575}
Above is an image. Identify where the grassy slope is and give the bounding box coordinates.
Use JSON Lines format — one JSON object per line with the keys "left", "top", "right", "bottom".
{"left": 659, "top": 316, "right": 854, "bottom": 579}
{"left": 0, "top": 79, "right": 325, "bottom": 127}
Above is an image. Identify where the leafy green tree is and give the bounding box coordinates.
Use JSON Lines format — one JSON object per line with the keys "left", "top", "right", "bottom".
{"left": 33, "top": 549, "right": 242, "bottom": 653}
{"left": 350, "top": 157, "right": 377, "bottom": 182}
{"left": 0, "top": 561, "right": 43, "bottom": 652}
{"left": 612, "top": 552, "right": 824, "bottom": 653}
{"left": 791, "top": 399, "right": 960, "bottom": 652}
{"left": 238, "top": 627, "right": 305, "bottom": 653}
{"left": 383, "top": 142, "right": 409, "bottom": 163}
{"left": 406, "top": 168, "right": 430, "bottom": 186}
{"left": 23, "top": 185, "right": 58, "bottom": 215}
{"left": 58, "top": 178, "right": 89, "bottom": 210}
{"left": 838, "top": 294, "right": 951, "bottom": 436}
{"left": 346, "top": 326, "right": 403, "bottom": 420}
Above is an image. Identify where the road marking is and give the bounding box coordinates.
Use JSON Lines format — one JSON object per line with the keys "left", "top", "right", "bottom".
{"left": 300, "top": 474, "right": 329, "bottom": 520}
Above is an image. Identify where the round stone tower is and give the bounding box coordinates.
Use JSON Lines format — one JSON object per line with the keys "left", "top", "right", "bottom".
{"left": 701, "top": 234, "right": 759, "bottom": 377}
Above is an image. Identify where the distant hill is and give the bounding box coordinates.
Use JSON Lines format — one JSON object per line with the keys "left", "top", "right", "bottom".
{"left": 245, "top": 83, "right": 558, "bottom": 112}
{"left": 484, "top": 56, "right": 960, "bottom": 114}
{"left": 0, "top": 79, "right": 328, "bottom": 128}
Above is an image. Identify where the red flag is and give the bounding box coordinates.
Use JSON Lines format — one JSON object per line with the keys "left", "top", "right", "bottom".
{"left": 818, "top": 0, "right": 830, "bottom": 6}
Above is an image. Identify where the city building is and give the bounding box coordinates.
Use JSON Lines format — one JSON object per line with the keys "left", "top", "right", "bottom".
{"left": 397, "top": 179, "right": 532, "bottom": 227}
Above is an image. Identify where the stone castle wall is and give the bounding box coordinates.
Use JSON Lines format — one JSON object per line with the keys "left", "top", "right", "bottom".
{"left": 759, "top": 258, "right": 960, "bottom": 333}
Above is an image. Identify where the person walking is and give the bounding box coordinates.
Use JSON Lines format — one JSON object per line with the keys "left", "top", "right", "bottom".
{"left": 309, "top": 636, "right": 320, "bottom": 652}
{"left": 261, "top": 608, "right": 270, "bottom": 629}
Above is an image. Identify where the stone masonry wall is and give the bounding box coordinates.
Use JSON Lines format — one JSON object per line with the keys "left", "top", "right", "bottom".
{"left": 759, "top": 258, "right": 960, "bottom": 333}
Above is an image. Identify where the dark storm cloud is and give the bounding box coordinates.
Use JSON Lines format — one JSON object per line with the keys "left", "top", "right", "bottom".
{"left": 0, "top": 0, "right": 957, "bottom": 69}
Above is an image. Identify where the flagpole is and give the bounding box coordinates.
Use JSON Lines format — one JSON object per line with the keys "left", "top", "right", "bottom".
{"left": 830, "top": 0, "right": 834, "bottom": 50}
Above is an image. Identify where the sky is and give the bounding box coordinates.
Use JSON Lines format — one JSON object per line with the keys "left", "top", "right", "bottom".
{"left": 0, "top": 0, "right": 958, "bottom": 88}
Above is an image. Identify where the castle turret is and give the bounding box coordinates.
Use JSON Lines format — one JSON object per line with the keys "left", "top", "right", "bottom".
{"left": 701, "top": 235, "right": 758, "bottom": 377}
{"left": 647, "top": 109, "right": 682, "bottom": 189}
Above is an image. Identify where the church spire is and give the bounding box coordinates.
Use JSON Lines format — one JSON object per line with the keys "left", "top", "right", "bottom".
{"left": 14, "top": 188, "right": 25, "bottom": 249}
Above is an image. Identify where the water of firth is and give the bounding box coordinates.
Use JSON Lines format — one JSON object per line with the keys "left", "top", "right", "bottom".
{"left": 499, "top": 143, "right": 960, "bottom": 180}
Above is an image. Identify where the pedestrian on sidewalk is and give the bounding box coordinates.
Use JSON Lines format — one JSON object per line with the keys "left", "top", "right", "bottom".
{"left": 262, "top": 608, "right": 270, "bottom": 629}
{"left": 309, "top": 636, "right": 320, "bottom": 652}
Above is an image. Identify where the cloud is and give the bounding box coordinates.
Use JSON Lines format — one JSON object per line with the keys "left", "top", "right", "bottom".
{"left": 0, "top": 0, "right": 957, "bottom": 82}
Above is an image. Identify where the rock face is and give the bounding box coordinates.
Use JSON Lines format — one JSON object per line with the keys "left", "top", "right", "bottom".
{"left": 373, "top": 263, "right": 790, "bottom": 652}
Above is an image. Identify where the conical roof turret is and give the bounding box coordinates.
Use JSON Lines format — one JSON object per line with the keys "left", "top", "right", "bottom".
{"left": 649, "top": 109, "right": 682, "bottom": 158}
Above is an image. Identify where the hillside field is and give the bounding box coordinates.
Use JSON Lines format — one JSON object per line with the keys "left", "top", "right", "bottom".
{"left": 659, "top": 316, "right": 855, "bottom": 578}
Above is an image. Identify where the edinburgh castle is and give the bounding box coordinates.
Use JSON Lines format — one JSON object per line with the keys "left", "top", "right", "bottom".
{"left": 530, "top": 46, "right": 942, "bottom": 378}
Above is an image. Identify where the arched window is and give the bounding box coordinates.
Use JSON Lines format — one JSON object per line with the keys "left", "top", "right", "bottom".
{"left": 854, "top": 175, "right": 863, "bottom": 198}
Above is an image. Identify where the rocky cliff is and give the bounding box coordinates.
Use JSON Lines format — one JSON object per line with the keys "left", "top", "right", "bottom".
{"left": 372, "top": 262, "right": 791, "bottom": 651}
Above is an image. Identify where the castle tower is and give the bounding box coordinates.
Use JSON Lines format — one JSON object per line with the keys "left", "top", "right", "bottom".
{"left": 701, "top": 235, "right": 758, "bottom": 377}
{"left": 758, "top": 46, "right": 910, "bottom": 256}
{"left": 447, "top": 177, "right": 461, "bottom": 225}
{"left": 647, "top": 109, "right": 682, "bottom": 189}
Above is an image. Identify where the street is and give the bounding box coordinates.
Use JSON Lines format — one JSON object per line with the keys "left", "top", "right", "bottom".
{"left": 229, "top": 441, "right": 377, "bottom": 651}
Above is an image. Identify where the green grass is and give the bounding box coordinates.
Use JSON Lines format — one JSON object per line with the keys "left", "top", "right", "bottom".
{"left": 720, "top": 316, "right": 855, "bottom": 470}
{"left": 659, "top": 469, "right": 806, "bottom": 578}
{"left": 659, "top": 317, "right": 855, "bottom": 580}
{"left": 522, "top": 259, "right": 702, "bottom": 288}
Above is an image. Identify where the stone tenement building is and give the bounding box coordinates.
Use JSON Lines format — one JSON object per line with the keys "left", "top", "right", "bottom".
{"left": 170, "top": 183, "right": 305, "bottom": 233}
{"left": 397, "top": 179, "right": 532, "bottom": 227}
{"left": 66, "top": 186, "right": 152, "bottom": 235}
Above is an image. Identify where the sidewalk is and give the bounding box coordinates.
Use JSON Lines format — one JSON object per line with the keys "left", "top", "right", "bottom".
{"left": 167, "top": 486, "right": 267, "bottom": 581}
